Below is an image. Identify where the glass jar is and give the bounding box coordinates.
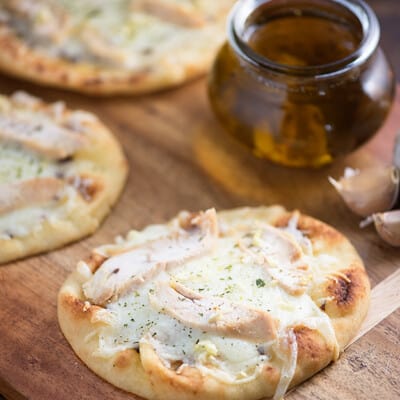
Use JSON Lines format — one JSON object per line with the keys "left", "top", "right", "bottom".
{"left": 208, "top": 0, "right": 396, "bottom": 168}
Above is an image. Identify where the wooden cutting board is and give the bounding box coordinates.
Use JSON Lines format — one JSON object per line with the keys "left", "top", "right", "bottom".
{"left": 0, "top": 76, "right": 399, "bottom": 400}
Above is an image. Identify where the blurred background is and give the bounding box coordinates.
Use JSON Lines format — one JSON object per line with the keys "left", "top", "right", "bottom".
{"left": 368, "top": 0, "right": 399, "bottom": 78}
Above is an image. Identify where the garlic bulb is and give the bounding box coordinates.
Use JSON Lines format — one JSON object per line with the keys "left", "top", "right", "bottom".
{"left": 373, "top": 210, "right": 400, "bottom": 247}
{"left": 329, "top": 166, "right": 400, "bottom": 217}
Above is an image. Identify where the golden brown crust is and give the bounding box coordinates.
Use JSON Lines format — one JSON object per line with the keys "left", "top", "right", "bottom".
{"left": 276, "top": 211, "right": 370, "bottom": 349}
{"left": 83, "top": 252, "right": 108, "bottom": 273}
{"left": 326, "top": 268, "right": 368, "bottom": 316}
{"left": 274, "top": 212, "right": 343, "bottom": 249}
{"left": 290, "top": 325, "right": 334, "bottom": 386}
{"left": 58, "top": 207, "right": 370, "bottom": 400}
{"left": 315, "top": 267, "right": 370, "bottom": 349}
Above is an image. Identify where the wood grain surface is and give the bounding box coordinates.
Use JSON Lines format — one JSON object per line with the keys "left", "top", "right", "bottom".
{"left": 347, "top": 268, "right": 400, "bottom": 348}
{"left": 0, "top": 73, "right": 399, "bottom": 400}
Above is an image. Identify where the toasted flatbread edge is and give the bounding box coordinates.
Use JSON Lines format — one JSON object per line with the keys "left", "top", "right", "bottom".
{"left": 57, "top": 206, "right": 370, "bottom": 400}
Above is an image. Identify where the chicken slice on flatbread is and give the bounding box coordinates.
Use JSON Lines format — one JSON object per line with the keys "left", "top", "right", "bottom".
{"left": 150, "top": 281, "right": 277, "bottom": 343}
{"left": 58, "top": 207, "right": 370, "bottom": 400}
{"left": 130, "top": 0, "right": 206, "bottom": 27}
{"left": 0, "top": 91, "right": 127, "bottom": 264}
{"left": 240, "top": 225, "right": 311, "bottom": 295}
{"left": 83, "top": 209, "right": 219, "bottom": 305}
{"left": 0, "top": 177, "right": 64, "bottom": 215}
{"left": 4, "top": 0, "right": 71, "bottom": 44}
{"left": 0, "top": 111, "right": 87, "bottom": 160}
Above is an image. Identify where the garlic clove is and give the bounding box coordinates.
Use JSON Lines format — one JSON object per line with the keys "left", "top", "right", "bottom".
{"left": 373, "top": 210, "right": 400, "bottom": 247}
{"left": 329, "top": 166, "right": 400, "bottom": 217}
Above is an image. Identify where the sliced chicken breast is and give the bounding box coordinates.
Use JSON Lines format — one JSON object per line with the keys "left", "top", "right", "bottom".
{"left": 150, "top": 281, "right": 277, "bottom": 343}
{"left": 83, "top": 209, "right": 219, "bottom": 305}
{"left": 131, "top": 0, "right": 206, "bottom": 27}
{"left": 240, "top": 225, "right": 311, "bottom": 295}
{"left": 0, "top": 112, "right": 86, "bottom": 160}
{"left": 0, "top": 177, "right": 65, "bottom": 215}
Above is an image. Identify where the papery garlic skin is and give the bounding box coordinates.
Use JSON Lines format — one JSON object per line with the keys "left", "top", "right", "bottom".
{"left": 373, "top": 210, "right": 400, "bottom": 247}
{"left": 329, "top": 166, "right": 399, "bottom": 217}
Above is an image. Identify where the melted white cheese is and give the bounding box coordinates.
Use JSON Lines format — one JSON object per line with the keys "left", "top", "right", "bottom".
{"left": 3, "top": 0, "right": 227, "bottom": 70}
{"left": 0, "top": 94, "right": 95, "bottom": 239}
{"left": 0, "top": 143, "right": 58, "bottom": 184}
{"left": 89, "top": 215, "right": 339, "bottom": 394}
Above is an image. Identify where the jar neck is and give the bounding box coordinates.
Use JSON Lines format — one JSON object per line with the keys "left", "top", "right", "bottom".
{"left": 228, "top": 0, "right": 380, "bottom": 79}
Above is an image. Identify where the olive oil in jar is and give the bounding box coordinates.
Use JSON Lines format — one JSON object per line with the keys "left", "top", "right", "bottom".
{"left": 245, "top": 14, "right": 361, "bottom": 67}
{"left": 208, "top": 0, "right": 395, "bottom": 167}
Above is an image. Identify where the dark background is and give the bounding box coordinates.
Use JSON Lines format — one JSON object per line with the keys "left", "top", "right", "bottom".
{"left": 368, "top": 0, "right": 400, "bottom": 80}
{"left": 0, "top": 0, "right": 399, "bottom": 399}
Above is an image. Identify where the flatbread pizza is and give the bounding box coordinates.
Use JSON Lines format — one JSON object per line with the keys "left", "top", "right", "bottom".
{"left": 0, "top": 91, "right": 128, "bottom": 264}
{"left": 58, "top": 206, "right": 370, "bottom": 400}
{"left": 0, "top": 0, "right": 235, "bottom": 95}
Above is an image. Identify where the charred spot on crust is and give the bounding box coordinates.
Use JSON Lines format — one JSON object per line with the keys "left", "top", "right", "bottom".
{"left": 330, "top": 273, "right": 352, "bottom": 306}
{"left": 68, "top": 174, "right": 103, "bottom": 202}
{"left": 327, "top": 269, "right": 365, "bottom": 312}
{"left": 84, "top": 252, "right": 107, "bottom": 273}
{"left": 336, "top": 277, "right": 351, "bottom": 303}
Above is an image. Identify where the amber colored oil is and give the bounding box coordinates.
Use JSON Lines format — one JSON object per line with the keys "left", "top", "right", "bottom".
{"left": 247, "top": 14, "right": 363, "bottom": 166}
{"left": 208, "top": 5, "right": 395, "bottom": 167}
{"left": 246, "top": 14, "right": 363, "bottom": 68}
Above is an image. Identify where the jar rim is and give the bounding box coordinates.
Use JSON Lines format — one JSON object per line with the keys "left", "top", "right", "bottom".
{"left": 228, "top": 0, "right": 380, "bottom": 78}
